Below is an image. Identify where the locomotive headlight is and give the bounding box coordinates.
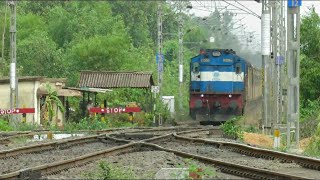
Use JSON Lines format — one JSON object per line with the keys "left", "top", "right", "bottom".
{"left": 201, "top": 94, "right": 204, "bottom": 97}
{"left": 228, "top": 94, "right": 232, "bottom": 98}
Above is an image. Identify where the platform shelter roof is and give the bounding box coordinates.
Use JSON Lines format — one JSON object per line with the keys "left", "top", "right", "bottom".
{"left": 78, "top": 70, "right": 154, "bottom": 89}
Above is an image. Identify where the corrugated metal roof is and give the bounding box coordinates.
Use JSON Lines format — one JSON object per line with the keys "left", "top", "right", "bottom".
{"left": 78, "top": 71, "right": 154, "bottom": 88}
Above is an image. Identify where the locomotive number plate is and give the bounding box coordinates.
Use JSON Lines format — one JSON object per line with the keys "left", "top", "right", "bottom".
{"left": 201, "top": 58, "right": 210, "bottom": 62}
{"left": 223, "top": 58, "right": 233, "bottom": 62}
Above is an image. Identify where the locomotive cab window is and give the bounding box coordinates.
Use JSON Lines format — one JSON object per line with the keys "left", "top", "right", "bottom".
{"left": 193, "top": 62, "right": 200, "bottom": 73}
{"left": 235, "top": 63, "right": 241, "bottom": 74}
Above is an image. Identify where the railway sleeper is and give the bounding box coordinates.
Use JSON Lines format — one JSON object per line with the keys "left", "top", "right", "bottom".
{"left": 18, "top": 169, "right": 41, "bottom": 180}
{"left": 217, "top": 166, "right": 271, "bottom": 180}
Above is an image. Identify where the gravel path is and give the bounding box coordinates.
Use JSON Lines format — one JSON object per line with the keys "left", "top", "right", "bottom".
{"left": 45, "top": 151, "right": 245, "bottom": 179}
{"left": 0, "top": 139, "right": 124, "bottom": 174}
{"left": 152, "top": 139, "right": 320, "bottom": 179}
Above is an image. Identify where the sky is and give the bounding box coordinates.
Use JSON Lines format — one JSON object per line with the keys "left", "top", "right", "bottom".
{"left": 188, "top": 0, "right": 320, "bottom": 51}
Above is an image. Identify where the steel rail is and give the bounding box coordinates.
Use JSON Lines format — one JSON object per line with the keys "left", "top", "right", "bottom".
{"left": 0, "top": 134, "right": 103, "bottom": 159}
{"left": 0, "top": 139, "right": 311, "bottom": 180}
{"left": 0, "top": 127, "right": 205, "bottom": 159}
{"left": 109, "top": 128, "right": 219, "bottom": 142}
{"left": 173, "top": 134, "right": 320, "bottom": 170}
{"left": 120, "top": 126, "right": 203, "bottom": 134}
{"left": 0, "top": 127, "right": 131, "bottom": 143}
{"left": 0, "top": 130, "right": 313, "bottom": 180}
{"left": 0, "top": 142, "right": 139, "bottom": 180}
{"left": 140, "top": 142, "right": 313, "bottom": 180}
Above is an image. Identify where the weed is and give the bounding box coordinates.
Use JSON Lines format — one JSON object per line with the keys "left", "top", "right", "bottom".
{"left": 174, "top": 158, "right": 216, "bottom": 179}
{"left": 220, "top": 117, "right": 243, "bottom": 140}
{"left": 11, "top": 137, "right": 29, "bottom": 144}
{"left": 244, "top": 125, "right": 258, "bottom": 133}
{"left": 16, "top": 123, "right": 40, "bottom": 131}
{"left": 83, "top": 161, "right": 135, "bottom": 179}
{"left": 304, "top": 123, "right": 320, "bottom": 157}
{"left": 0, "top": 119, "right": 13, "bottom": 131}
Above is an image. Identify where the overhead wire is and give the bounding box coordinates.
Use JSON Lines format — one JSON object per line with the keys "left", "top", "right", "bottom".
{"left": 221, "top": 0, "right": 261, "bottom": 19}
{"left": 191, "top": 0, "right": 260, "bottom": 49}
{"left": 234, "top": 0, "right": 261, "bottom": 19}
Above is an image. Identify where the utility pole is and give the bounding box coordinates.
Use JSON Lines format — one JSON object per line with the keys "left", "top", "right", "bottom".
{"left": 271, "top": 0, "right": 278, "bottom": 131}
{"left": 286, "top": 0, "right": 301, "bottom": 148}
{"left": 154, "top": 1, "right": 163, "bottom": 126}
{"left": 271, "top": 0, "right": 285, "bottom": 129}
{"left": 178, "top": 1, "right": 184, "bottom": 117}
{"left": 280, "top": 0, "right": 287, "bottom": 132}
{"left": 9, "top": 1, "right": 18, "bottom": 126}
{"left": 261, "top": 0, "right": 271, "bottom": 132}
{"left": 157, "top": 1, "right": 163, "bottom": 94}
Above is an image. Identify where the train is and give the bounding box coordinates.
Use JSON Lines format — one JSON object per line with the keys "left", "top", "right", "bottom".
{"left": 189, "top": 48, "right": 262, "bottom": 125}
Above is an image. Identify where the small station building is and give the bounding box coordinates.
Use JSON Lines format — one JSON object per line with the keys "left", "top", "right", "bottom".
{"left": 71, "top": 70, "right": 155, "bottom": 117}
{"left": 0, "top": 76, "right": 81, "bottom": 126}
{"left": 0, "top": 71, "right": 155, "bottom": 126}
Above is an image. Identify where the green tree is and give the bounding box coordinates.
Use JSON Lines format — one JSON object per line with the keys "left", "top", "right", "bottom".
{"left": 301, "top": 8, "right": 320, "bottom": 58}
{"left": 300, "top": 8, "right": 320, "bottom": 105}
{"left": 17, "top": 32, "right": 65, "bottom": 77}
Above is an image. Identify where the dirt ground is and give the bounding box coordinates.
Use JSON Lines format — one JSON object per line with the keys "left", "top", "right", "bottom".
{"left": 299, "top": 137, "right": 311, "bottom": 151}
{"left": 243, "top": 132, "right": 273, "bottom": 148}
{"left": 243, "top": 132, "right": 311, "bottom": 151}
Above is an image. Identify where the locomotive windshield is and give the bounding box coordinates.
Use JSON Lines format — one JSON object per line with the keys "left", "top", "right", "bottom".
{"left": 236, "top": 63, "right": 242, "bottom": 74}
{"left": 192, "top": 62, "right": 200, "bottom": 73}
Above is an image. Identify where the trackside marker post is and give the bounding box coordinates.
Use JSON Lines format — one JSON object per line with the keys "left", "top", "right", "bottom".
{"left": 274, "top": 128, "right": 280, "bottom": 149}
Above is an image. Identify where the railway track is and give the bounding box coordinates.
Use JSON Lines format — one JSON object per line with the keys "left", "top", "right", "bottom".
{"left": 172, "top": 134, "right": 320, "bottom": 171}
{"left": 0, "top": 127, "right": 318, "bottom": 179}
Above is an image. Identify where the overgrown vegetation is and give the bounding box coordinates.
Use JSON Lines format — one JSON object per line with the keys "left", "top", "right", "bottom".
{"left": 174, "top": 158, "right": 216, "bottom": 179}
{"left": 0, "top": 119, "right": 13, "bottom": 131}
{"left": 304, "top": 122, "right": 320, "bottom": 157}
{"left": 220, "top": 116, "right": 244, "bottom": 140}
{"left": 299, "top": 8, "right": 320, "bottom": 154}
{"left": 82, "top": 161, "right": 136, "bottom": 179}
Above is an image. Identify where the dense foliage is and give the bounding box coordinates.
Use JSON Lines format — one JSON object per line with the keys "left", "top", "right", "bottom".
{"left": 299, "top": 8, "right": 320, "bottom": 154}
{"left": 0, "top": 1, "right": 260, "bottom": 123}
{"left": 299, "top": 8, "right": 320, "bottom": 138}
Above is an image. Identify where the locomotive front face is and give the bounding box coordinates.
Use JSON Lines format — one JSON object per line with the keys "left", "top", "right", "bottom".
{"left": 189, "top": 49, "right": 246, "bottom": 121}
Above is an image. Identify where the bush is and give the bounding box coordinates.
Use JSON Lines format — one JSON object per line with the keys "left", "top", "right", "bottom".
{"left": 300, "top": 99, "right": 320, "bottom": 138}
{"left": 220, "top": 117, "right": 243, "bottom": 139}
{"left": 304, "top": 122, "right": 320, "bottom": 157}
{"left": 0, "top": 119, "right": 13, "bottom": 131}
{"left": 16, "top": 123, "right": 40, "bottom": 131}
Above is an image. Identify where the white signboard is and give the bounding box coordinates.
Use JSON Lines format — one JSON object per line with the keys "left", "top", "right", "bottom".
{"left": 161, "top": 96, "right": 175, "bottom": 118}
{"left": 151, "top": 86, "right": 159, "bottom": 93}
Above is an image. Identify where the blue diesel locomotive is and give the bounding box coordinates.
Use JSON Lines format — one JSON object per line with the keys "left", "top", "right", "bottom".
{"left": 189, "top": 49, "right": 261, "bottom": 123}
